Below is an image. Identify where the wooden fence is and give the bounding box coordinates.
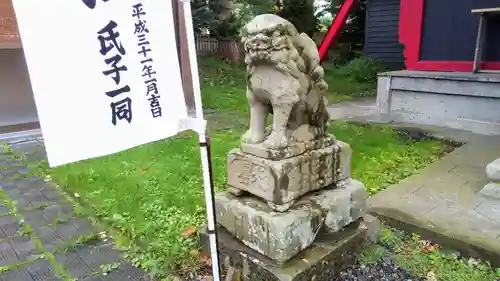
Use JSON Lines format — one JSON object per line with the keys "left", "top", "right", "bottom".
{"left": 195, "top": 35, "right": 244, "bottom": 63}
{"left": 195, "top": 36, "right": 219, "bottom": 54}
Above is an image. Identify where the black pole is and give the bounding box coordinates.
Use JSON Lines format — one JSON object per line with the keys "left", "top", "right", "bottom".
{"left": 204, "top": 136, "right": 222, "bottom": 278}
{"left": 172, "top": 0, "right": 182, "bottom": 70}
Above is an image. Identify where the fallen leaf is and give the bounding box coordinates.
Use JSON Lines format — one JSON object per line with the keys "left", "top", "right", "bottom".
{"left": 468, "top": 257, "right": 480, "bottom": 267}
{"left": 138, "top": 168, "right": 149, "bottom": 175}
{"left": 198, "top": 252, "right": 212, "bottom": 266}
{"left": 225, "top": 267, "right": 235, "bottom": 281}
{"left": 419, "top": 239, "right": 439, "bottom": 253}
{"left": 425, "top": 245, "right": 437, "bottom": 253}
{"left": 404, "top": 246, "right": 412, "bottom": 254}
{"left": 181, "top": 225, "right": 197, "bottom": 238}
{"left": 426, "top": 271, "right": 437, "bottom": 281}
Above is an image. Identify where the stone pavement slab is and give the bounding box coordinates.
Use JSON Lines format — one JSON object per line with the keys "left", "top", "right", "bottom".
{"left": 327, "top": 97, "right": 376, "bottom": 121}
{"left": 368, "top": 133, "right": 500, "bottom": 267}
{"left": 0, "top": 138, "right": 151, "bottom": 281}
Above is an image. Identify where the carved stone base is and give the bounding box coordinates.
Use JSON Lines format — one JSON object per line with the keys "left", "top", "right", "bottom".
{"left": 215, "top": 179, "right": 368, "bottom": 263}
{"left": 200, "top": 219, "right": 368, "bottom": 281}
{"left": 241, "top": 135, "right": 336, "bottom": 160}
{"left": 227, "top": 140, "right": 353, "bottom": 212}
{"left": 481, "top": 158, "right": 500, "bottom": 200}
{"left": 480, "top": 182, "right": 500, "bottom": 200}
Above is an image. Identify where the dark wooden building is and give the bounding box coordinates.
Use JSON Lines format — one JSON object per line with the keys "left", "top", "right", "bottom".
{"left": 368, "top": 0, "right": 500, "bottom": 136}
{"left": 364, "top": 0, "right": 404, "bottom": 70}
{"left": 400, "top": 0, "right": 500, "bottom": 71}
{"left": 365, "top": 0, "right": 500, "bottom": 71}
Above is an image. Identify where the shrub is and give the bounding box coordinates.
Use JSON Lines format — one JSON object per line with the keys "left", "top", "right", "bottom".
{"left": 338, "top": 56, "right": 386, "bottom": 83}
{"left": 323, "top": 43, "right": 356, "bottom": 65}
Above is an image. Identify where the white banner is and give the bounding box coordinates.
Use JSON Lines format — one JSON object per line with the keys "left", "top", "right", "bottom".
{"left": 12, "top": 0, "right": 203, "bottom": 167}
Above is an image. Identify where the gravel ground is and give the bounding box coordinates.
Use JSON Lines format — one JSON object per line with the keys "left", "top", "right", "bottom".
{"left": 181, "top": 242, "right": 425, "bottom": 281}
{"left": 180, "top": 260, "right": 424, "bottom": 281}
{"left": 336, "top": 261, "right": 424, "bottom": 281}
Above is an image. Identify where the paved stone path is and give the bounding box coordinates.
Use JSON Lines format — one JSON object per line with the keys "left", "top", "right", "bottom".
{"left": 327, "top": 97, "right": 378, "bottom": 121}
{"left": 368, "top": 131, "right": 500, "bottom": 267}
{"left": 0, "top": 138, "right": 150, "bottom": 281}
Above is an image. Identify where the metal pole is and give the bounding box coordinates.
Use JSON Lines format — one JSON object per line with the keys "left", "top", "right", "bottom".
{"left": 178, "top": 0, "right": 222, "bottom": 280}
{"left": 171, "top": 0, "right": 181, "bottom": 66}
{"left": 173, "top": 0, "right": 196, "bottom": 111}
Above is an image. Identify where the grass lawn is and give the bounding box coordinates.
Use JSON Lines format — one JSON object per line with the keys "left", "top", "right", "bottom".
{"left": 322, "top": 62, "right": 377, "bottom": 102}
{"left": 361, "top": 228, "right": 500, "bottom": 280}
{"left": 33, "top": 56, "right": 463, "bottom": 278}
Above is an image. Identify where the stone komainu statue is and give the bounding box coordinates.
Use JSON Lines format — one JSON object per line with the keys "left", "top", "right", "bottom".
{"left": 215, "top": 15, "right": 372, "bottom": 274}
{"left": 240, "top": 14, "right": 330, "bottom": 150}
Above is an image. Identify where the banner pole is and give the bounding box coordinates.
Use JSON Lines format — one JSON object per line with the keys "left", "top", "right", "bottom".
{"left": 179, "top": 1, "right": 222, "bottom": 280}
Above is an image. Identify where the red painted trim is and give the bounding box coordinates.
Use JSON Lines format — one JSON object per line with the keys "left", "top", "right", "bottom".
{"left": 399, "top": 0, "right": 424, "bottom": 69}
{"left": 399, "top": 0, "right": 500, "bottom": 71}
{"left": 318, "top": 0, "right": 356, "bottom": 63}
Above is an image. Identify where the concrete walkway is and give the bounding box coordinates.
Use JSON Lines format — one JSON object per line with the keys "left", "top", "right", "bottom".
{"left": 328, "top": 98, "right": 500, "bottom": 268}
{"left": 329, "top": 97, "right": 500, "bottom": 267}
{"left": 368, "top": 133, "right": 500, "bottom": 266}
{"left": 327, "top": 97, "right": 377, "bottom": 121}
{"left": 0, "top": 138, "right": 149, "bottom": 281}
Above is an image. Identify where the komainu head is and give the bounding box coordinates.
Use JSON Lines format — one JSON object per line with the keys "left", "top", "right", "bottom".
{"left": 241, "top": 14, "right": 327, "bottom": 92}
{"left": 241, "top": 14, "right": 299, "bottom": 64}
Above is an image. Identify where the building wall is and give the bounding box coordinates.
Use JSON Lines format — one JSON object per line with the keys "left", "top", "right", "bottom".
{"left": 364, "top": 0, "right": 405, "bottom": 70}
{"left": 0, "top": 49, "right": 38, "bottom": 127}
{"left": 376, "top": 71, "right": 500, "bottom": 136}
{"left": 420, "top": 0, "right": 500, "bottom": 62}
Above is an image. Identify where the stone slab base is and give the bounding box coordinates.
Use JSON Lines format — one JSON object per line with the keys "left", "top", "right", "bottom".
{"left": 200, "top": 220, "right": 367, "bottom": 281}
{"left": 240, "top": 135, "right": 336, "bottom": 160}
{"left": 227, "top": 140, "right": 352, "bottom": 211}
{"left": 480, "top": 183, "right": 500, "bottom": 200}
{"left": 486, "top": 158, "right": 500, "bottom": 182}
{"left": 368, "top": 141, "right": 500, "bottom": 267}
{"left": 370, "top": 191, "right": 500, "bottom": 268}
{"left": 480, "top": 158, "right": 500, "bottom": 200}
{"left": 216, "top": 179, "right": 368, "bottom": 263}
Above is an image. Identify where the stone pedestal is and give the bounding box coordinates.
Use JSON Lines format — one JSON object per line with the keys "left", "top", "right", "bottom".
{"left": 240, "top": 135, "right": 336, "bottom": 160}
{"left": 216, "top": 179, "right": 368, "bottom": 263}
{"left": 217, "top": 135, "right": 373, "bottom": 265}
{"left": 480, "top": 158, "right": 500, "bottom": 200}
{"left": 200, "top": 220, "right": 368, "bottom": 281}
{"left": 227, "top": 140, "right": 353, "bottom": 212}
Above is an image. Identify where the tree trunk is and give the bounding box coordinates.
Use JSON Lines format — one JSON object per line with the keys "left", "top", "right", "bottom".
{"left": 213, "top": 0, "right": 233, "bottom": 21}
{"left": 218, "top": 39, "right": 243, "bottom": 65}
